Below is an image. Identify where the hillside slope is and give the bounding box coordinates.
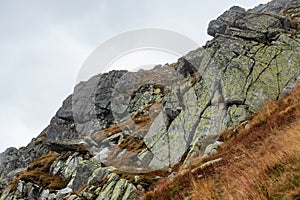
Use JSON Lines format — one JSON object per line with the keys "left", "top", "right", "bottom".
{"left": 0, "top": 0, "right": 300, "bottom": 199}
{"left": 142, "top": 78, "right": 300, "bottom": 200}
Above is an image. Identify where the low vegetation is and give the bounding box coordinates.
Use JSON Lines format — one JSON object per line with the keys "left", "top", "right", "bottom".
{"left": 9, "top": 152, "right": 69, "bottom": 191}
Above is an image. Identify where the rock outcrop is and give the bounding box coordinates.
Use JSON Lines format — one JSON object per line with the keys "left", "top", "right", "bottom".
{"left": 1, "top": 0, "right": 300, "bottom": 199}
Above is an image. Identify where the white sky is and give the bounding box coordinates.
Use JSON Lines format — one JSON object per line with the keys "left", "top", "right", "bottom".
{"left": 0, "top": 0, "right": 269, "bottom": 152}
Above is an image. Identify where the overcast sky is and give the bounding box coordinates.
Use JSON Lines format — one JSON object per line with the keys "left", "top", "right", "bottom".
{"left": 0, "top": 0, "right": 269, "bottom": 152}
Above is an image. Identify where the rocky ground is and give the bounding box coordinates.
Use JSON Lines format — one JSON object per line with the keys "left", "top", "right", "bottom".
{"left": 0, "top": 0, "right": 299, "bottom": 199}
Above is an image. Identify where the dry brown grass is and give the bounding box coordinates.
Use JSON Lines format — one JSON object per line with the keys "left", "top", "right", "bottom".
{"left": 33, "top": 132, "right": 46, "bottom": 145}
{"left": 141, "top": 84, "right": 300, "bottom": 200}
{"left": 140, "top": 168, "right": 195, "bottom": 200}
{"left": 9, "top": 152, "right": 69, "bottom": 191}
{"left": 92, "top": 109, "right": 156, "bottom": 143}
{"left": 191, "top": 122, "right": 300, "bottom": 200}
{"left": 118, "top": 135, "right": 146, "bottom": 153}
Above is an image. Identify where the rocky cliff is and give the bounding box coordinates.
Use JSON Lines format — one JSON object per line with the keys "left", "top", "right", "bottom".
{"left": 1, "top": 0, "right": 300, "bottom": 199}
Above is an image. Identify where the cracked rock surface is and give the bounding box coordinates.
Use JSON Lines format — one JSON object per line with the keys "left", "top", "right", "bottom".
{"left": 1, "top": 0, "right": 300, "bottom": 199}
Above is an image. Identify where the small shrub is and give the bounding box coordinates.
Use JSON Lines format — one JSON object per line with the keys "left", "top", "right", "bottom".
{"left": 170, "top": 184, "right": 181, "bottom": 196}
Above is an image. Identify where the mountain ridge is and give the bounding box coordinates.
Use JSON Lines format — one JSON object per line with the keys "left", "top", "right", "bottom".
{"left": 1, "top": 0, "right": 300, "bottom": 199}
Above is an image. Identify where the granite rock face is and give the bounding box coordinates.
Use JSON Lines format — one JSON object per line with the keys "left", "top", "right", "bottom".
{"left": 1, "top": 0, "right": 300, "bottom": 199}
{"left": 46, "top": 70, "right": 128, "bottom": 143}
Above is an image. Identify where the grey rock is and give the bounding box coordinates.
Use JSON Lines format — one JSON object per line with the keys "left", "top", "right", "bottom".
{"left": 153, "top": 64, "right": 162, "bottom": 69}
{"left": 137, "top": 149, "right": 153, "bottom": 166}
{"left": 0, "top": 187, "right": 11, "bottom": 200}
{"left": 56, "top": 95, "right": 74, "bottom": 122}
{"left": 47, "top": 95, "right": 80, "bottom": 142}
{"left": 207, "top": 4, "right": 292, "bottom": 43}
{"left": 40, "top": 189, "right": 50, "bottom": 200}
{"left": 111, "top": 67, "right": 179, "bottom": 123}
{"left": 175, "top": 57, "right": 198, "bottom": 78}
{"left": 46, "top": 70, "right": 127, "bottom": 144}
{"left": 203, "top": 141, "right": 224, "bottom": 157}
{"left": 251, "top": 0, "right": 300, "bottom": 14}
{"left": 191, "top": 158, "right": 223, "bottom": 173}
{"left": 57, "top": 187, "right": 73, "bottom": 195}
{"left": 208, "top": 6, "right": 246, "bottom": 37}
{"left": 134, "top": 176, "right": 140, "bottom": 183}
{"left": 22, "top": 182, "right": 40, "bottom": 200}
{"left": 48, "top": 193, "right": 57, "bottom": 200}
{"left": 87, "top": 167, "right": 114, "bottom": 186}
{"left": 168, "top": 172, "right": 178, "bottom": 179}
{"left": 70, "top": 159, "right": 102, "bottom": 191}
{"left": 97, "top": 173, "right": 120, "bottom": 200}
{"left": 110, "top": 179, "right": 128, "bottom": 200}
{"left": 121, "top": 184, "right": 137, "bottom": 200}
{"left": 50, "top": 153, "right": 83, "bottom": 180}
{"left": 64, "top": 154, "right": 84, "bottom": 179}
{"left": 56, "top": 188, "right": 73, "bottom": 200}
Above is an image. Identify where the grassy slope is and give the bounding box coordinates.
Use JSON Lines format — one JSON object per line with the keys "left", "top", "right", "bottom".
{"left": 141, "top": 84, "right": 300, "bottom": 200}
